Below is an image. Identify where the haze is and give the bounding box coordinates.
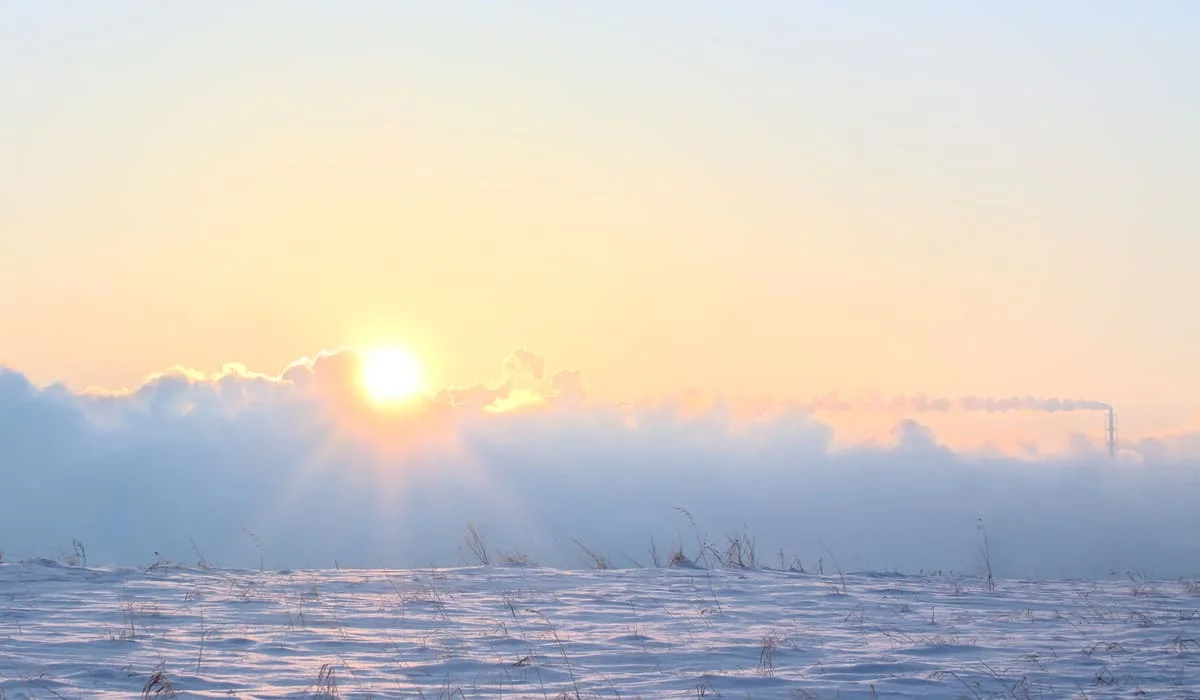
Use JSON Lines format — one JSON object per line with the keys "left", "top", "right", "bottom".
{"left": 2, "top": 3, "right": 1199, "bottom": 575}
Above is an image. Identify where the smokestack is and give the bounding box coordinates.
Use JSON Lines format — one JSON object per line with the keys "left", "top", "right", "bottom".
{"left": 1106, "top": 408, "right": 1117, "bottom": 459}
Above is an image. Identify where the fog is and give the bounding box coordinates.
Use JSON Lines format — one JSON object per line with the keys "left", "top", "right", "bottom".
{"left": 2, "top": 349, "right": 1197, "bottom": 579}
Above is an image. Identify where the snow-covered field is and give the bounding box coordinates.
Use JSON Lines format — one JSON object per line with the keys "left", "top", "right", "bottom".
{"left": 2, "top": 561, "right": 1200, "bottom": 698}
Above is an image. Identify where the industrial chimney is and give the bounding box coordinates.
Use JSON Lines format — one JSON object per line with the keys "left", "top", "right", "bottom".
{"left": 1105, "top": 408, "right": 1117, "bottom": 459}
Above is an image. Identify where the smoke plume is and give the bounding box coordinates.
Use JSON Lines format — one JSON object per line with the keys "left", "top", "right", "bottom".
{"left": 805, "top": 394, "right": 1111, "bottom": 414}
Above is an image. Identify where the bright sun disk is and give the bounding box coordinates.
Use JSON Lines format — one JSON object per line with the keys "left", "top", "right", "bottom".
{"left": 359, "top": 347, "right": 424, "bottom": 406}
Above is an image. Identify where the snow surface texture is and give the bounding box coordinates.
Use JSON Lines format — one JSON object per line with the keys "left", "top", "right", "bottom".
{"left": 3, "top": 561, "right": 1200, "bottom": 698}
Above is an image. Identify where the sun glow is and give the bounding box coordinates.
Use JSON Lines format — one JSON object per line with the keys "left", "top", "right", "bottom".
{"left": 358, "top": 347, "right": 424, "bottom": 406}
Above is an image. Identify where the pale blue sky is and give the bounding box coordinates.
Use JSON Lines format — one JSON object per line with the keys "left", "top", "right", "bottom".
{"left": 1, "top": 2, "right": 1198, "bottom": 440}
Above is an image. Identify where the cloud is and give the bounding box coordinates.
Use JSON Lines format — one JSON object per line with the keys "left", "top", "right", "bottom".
{"left": 0, "top": 349, "right": 1198, "bottom": 579}
{"left": 435, "top": 347, "right": 586, "bottom": 412}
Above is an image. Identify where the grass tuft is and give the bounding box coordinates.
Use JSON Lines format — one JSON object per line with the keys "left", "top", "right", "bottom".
{"left": 141, "top": 663, "right": 177, "bottom": 699}
{"left": 310, "top": 663, "right": 339, "bottom": 698}
{"left": 757, "top": 634, "right": 780, "bottom": 676}
{"left": 570, "top": 538, "right": 613, "bottom": 570}
{"left": 976, "top": 519, "right": 996, "bottom": 593}
{"left": 463, "top": 523, "right": 491, "bottom": 566}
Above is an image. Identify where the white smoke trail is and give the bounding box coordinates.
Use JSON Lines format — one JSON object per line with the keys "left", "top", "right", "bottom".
{"left": 803, "top": 394, "right": 1111, "bottom": 414}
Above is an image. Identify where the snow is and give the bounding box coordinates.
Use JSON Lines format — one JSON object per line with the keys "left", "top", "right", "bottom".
{"left": 3, "top": 561, "right": 1199, "bottom": 698}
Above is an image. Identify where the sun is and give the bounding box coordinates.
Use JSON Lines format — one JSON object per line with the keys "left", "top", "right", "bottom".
{"left": 358, "top": 346, "right": 424, "bottom": 406}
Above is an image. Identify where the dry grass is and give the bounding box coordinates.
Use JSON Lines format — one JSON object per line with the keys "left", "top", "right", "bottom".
{"left": 141, "top": 663, "right": 177, "bottom": 699}
{"left": 463, "top": 524, "right": 492, "bottom": 566}
{"left": 757, "top": 634, "right": 781, "bottom": 677}
{"left": 570, "top": 538, "right": 613, "bottom": 570}
{"left": 308, "top": 663, "right": 339, "bottom": 698}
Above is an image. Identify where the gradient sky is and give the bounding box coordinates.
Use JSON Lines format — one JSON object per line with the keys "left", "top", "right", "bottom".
{"left": 2, "top": 2, "right": 1198, "bottom": 441}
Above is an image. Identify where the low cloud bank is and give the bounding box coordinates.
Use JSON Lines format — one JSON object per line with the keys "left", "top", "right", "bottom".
{"left": 2, "top": 349, "right": 1198, "bottom": 579}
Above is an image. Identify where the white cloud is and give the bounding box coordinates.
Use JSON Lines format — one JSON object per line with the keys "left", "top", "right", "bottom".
{"left": 1, "top": 349, "right": 1197, "bottom": 579}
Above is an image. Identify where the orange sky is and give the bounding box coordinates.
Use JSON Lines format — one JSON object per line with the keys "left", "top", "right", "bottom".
{"left": 2, "top": 4, "right": 1198, "bottom": 448}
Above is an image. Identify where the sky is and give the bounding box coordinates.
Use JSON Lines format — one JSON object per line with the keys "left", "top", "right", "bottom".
{"left": 2, "top": 2, "right": 1198, "bottom": 435}
{"left": 2, "top": 4, "right": 1200, "bottom": 573}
